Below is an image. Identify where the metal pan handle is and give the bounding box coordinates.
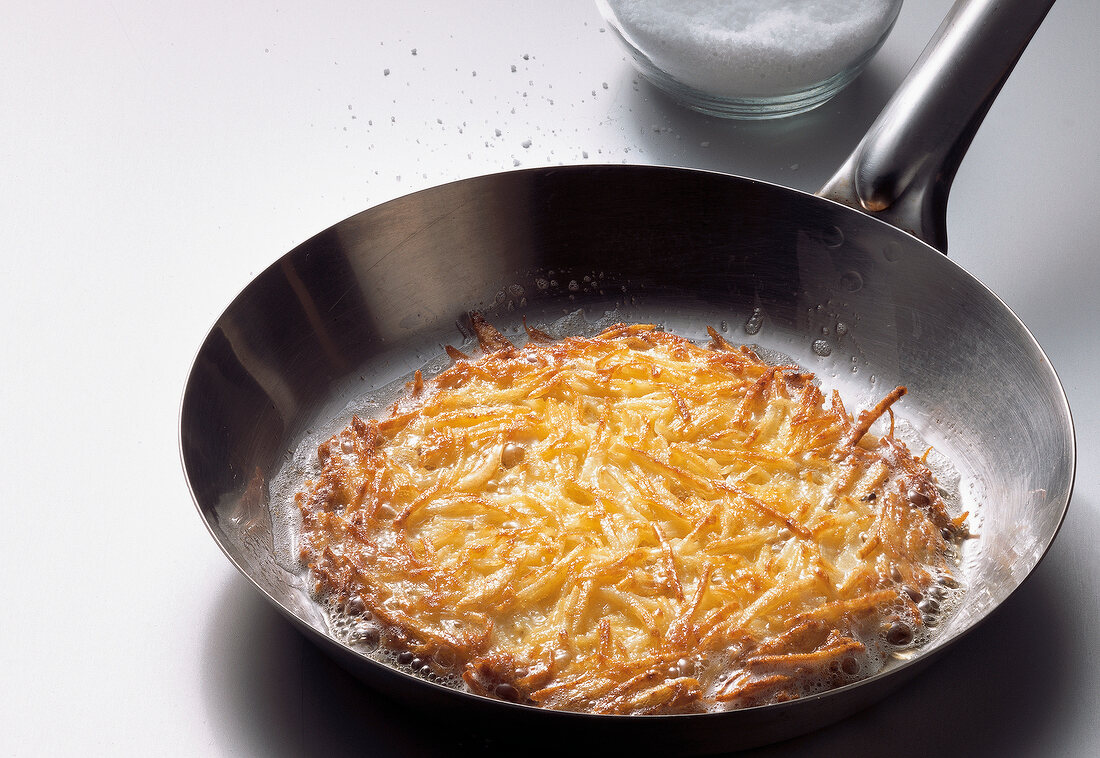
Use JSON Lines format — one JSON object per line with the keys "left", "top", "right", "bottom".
{"left": 818, "top": 0, "right": 1055, "bottom": 252}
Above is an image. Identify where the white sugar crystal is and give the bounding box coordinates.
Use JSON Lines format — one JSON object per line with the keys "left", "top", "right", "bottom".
{"left": 605, "top": 0, "right": 899, "bottom": 98}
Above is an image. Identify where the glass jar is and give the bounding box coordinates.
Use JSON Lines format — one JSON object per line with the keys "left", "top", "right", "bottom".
{"left": 596, "top": 0, "right": 904, "bottom": 119}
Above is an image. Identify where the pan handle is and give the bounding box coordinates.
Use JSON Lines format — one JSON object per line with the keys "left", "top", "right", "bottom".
{"left": 818, "top": 0, "right": 1055, "bottom": 253}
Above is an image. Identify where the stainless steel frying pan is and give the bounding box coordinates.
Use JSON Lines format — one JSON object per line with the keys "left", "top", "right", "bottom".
{"left": 180, "top": 0, "right": 1073, "bottom": 752}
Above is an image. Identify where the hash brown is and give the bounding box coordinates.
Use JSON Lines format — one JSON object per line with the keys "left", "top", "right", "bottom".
{"left": 296, "top": 316, "right": 966, "bottom": 714}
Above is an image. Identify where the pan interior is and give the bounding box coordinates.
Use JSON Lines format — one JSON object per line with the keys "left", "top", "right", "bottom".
{"left": 181, "top": 165, "right": 1072, "bottom": 716}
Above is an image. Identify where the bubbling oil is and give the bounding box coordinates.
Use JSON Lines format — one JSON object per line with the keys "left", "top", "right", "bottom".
{"left": 319, "top": 593, "right": 469, "bottom": 691}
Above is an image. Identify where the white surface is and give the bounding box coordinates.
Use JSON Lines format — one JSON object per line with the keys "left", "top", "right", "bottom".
{"left": 2, "top": 0, "right": 1098, "bottom": 755}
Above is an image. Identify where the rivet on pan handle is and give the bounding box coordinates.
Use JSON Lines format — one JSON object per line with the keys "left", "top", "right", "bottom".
{"left": 819, "top": 0, "right": 1056, "bottom": 253}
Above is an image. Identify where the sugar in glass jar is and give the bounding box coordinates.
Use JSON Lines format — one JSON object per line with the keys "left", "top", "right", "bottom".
{"left": 596, "top": 0, "right": 904, "bottom": 119}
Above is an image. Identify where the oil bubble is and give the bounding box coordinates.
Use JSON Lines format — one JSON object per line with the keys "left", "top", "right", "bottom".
{"left": 744, "top": 308, "right": 763, "bottom": 335}
{"left": 495, "top": 683, "right": 520, "bottom": 701}
{"left": 885, "top": 621, "right": 914, "bottom": 646}
{"left": 352, "top": 624, "right": 380, "bottom": 648}
{"left": 811, "top": 339, "right": 832, "bottom": 357}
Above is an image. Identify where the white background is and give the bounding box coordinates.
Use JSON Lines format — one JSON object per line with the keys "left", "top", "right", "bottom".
{"left": 2, "top": 0, "right": 1098, "bottom": 755}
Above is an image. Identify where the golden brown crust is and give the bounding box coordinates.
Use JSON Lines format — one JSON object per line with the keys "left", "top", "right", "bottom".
{"left": 296, "top": 320, "right": 964, "bottom": 714}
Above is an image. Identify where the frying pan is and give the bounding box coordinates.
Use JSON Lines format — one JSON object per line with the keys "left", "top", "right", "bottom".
{"left": 180, "top": 0, "right": 1073, "bottom": 752}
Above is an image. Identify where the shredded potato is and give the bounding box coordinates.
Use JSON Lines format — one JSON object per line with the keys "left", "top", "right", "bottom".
{"left": 297, "top": 316, "right": 966, "bottom": 714}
